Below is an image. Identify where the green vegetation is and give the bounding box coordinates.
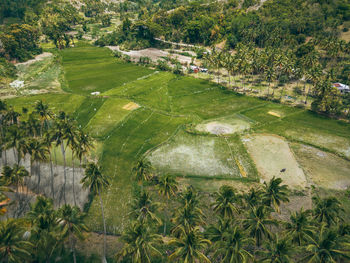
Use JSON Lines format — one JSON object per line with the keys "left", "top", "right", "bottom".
{"left": 61, "top": 45, "right": 153, "bottom": 95}
{"left": 1, "top": 0, "right": 350, "bottom": 260}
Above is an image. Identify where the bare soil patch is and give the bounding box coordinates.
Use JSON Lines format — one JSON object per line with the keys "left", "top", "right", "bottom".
{"left": 107, "top": 46, "right": 192, "bottom": 65}
{"left": 243, "top": 134, "right": 307, "bottom": 189}
{"left": 16, "top": 52, "right": 53, "bottom": 66}
{"left": 292, "top": 144, "right": 350, "bottom": 190}
{"left": 196, "top": 117, "right": 251, "bottom": 135}
{"left": 122, "top": 102, "right": 140, "bottom": 111}
{"left": 267, "top": 111, "right": 281, "bottom": 118}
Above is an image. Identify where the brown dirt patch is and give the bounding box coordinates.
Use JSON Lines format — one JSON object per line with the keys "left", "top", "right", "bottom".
{"left": 122, "top": 102, "right": 140, "bottom": 111}
{"left": 292, "top": 143, "right": 350, "bottom": 190}
{"left": 267, "top": 111, "right": 281, "bottom": 118}
{"left": 243, "top": 134, "right": 307, "bottom": 189}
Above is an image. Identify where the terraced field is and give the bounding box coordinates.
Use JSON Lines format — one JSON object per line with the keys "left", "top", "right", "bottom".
{"left": 6, "top": 44, "right": 350, "bottom": 234}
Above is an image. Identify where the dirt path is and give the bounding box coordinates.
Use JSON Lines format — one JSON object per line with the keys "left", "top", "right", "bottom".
{"left": 16, "top": 52, "right": 52, "bottom": 66}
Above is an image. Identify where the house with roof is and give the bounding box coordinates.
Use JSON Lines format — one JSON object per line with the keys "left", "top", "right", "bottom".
{"left": 332, "top": 83, "right": 350, "bottom": 94}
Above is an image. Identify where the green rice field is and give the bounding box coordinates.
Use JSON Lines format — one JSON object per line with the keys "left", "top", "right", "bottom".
{"left": 5, "top": 43, "right": 350, "bottom": 234}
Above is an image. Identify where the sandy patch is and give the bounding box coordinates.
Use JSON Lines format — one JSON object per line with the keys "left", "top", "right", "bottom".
{"left": 267, "top": 111, "right": 281, "bottom": 118}
{"left": 16, "top": 52, "right": 52, "bottom": 66}
{"left": 123, "top": 102, "right": 140, "bottom": 111}
{"left": 292, "top": 144, "right": 350, "bottom": 190}
{"left": 107, "top": 46, "right": 192, "bottom": 65}
{"left": 243, "top": 134, "right": 307, "bottom": 188}
{"left": 196, "top": 118, "right": 250, "bottom": 135}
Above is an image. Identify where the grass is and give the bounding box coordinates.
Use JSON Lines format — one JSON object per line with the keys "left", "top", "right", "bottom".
{"left": 6, "top": 93, "right": 85, "bottom": 116}
{"left": 5, "top": 44, "right": 350, "bottom": 235}
{"left": 85, "top": 98, "right": 134, "bottom": 138}
{"left": 60, "top": 44, "right": 153, "bottom": 95}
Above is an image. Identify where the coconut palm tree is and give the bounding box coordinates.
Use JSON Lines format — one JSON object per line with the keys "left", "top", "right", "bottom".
{"left": 5, "top": 125, "right": 24, "bottom": 165}
{"left": 65, "top": 125, "right": 78, "bottom": 206}
{"left": 243, "top": 187, "right": 264, "bottom": 208}
{"left": 116, "top": 221, "right": 162, "bottom": 263}
{"left": 312, "top": 196, "right": 344, "bottom": 227}
{"left": 28, "top": 138, "right": 48, "bottom": 193}
{"left": 169, "top": 226, "right": 211, "bottom": 263}
{"left": 58, "top": 204, "right": 88, "bottom": 263}
{"left": 243, "top": 205, "right": 276, "bottom": 247}
{"left": 130, "top": 190, "right": 161, "bottom": 224}
{"left": 52, "top": 114, "right": 69, "bottom": 204}
{"left": 284, "top": 208, "right": 315, "bottom": 246}
{"left": 258, "top": 234, "right": 294, "bottom": 263}
{"left": 263, "top": 177, "right": 289, "bottom": 213}
{"left": 157, "top": 174, "right": 178, "bottom": 235}
{"left": 34, "top": 100, "right": 51, "bottom": 137}
{"left": 43, "top": 130, "right": 55, "bottom": 199}
{"left": 172, "top": 186, "right": 205, "bottom": 235}
{"left": 213, "top": 185, "right": 238, "bottom": 219}
{"left": 214, "top": 225, "right": 253, "bottom": 263}
{"left": 133, "top": 159, "right": 153, "bottom": 183}
{"left": 0, "top": 219, "right": 33, "bottom": 263}
{"left": 81, "top": 162, "right": 109, "bottom": 263}
{"left": 205, "top": 217, "right": 233, "bottom": 243}
{"left": 302, "top": 224, "right": 350, "bottom": 263}
{"left": 27, "top": 196, "right": 62, "bottom": 262}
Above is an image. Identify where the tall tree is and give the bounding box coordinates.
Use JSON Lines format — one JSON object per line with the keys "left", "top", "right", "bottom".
{"left": 214, "top": 225, "right": 253, "bottom": 263}
{"left": 117, "top": 221, "right": 162, "bottom": 263}
{"left": 81, "top": 162, "right": 109, "bottom": 263}
{"left": 157, "top": 174, "right": 178, "bottom": 235}
{"left": 263, "top": 177, "right": 289, "bottom": 213}
{"left": 0, "top": 219, "right": 32, "bottom": 263}
{"left": 213, "top": 185, "right": 238, "bottom": 219}
{"left": 58, "top": 204, "right": 88, "bottom": 263}
{"left": 169, "top": 226, "right": 211, "bottom": 263}
{"left": 312, "top": 196, "right": 344, "bottom": 227}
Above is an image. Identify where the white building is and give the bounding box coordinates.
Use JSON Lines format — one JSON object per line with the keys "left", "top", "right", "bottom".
{"left": 333, "top": 83, "right": 350, "bottom": 94}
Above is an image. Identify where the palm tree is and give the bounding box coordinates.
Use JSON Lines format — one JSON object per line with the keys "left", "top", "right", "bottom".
{"left": 312, "top": 196, "right": 344, "bottom": 226}
{"left": 302, "top": 224, "right": 350, "bottom": 263}
{"left": 172, "top": 186, "right": 205, "bottom": 235}
{"left": 157, "top": 174, "right": 178, "bottom": 235}
{"left": 81, "top": 162, "right": 110, "bottom": 263}
{"left": 58, "top": 204, "right": 88, "bottom": 263}
{"left": 258, "top": 234, "right": 294, "bottom": 263}
{"left": 284, "top": 208, "right": 315, "bottom": 246}
{"left": 133, "top": 159, "right": 153, "bottom": 183}
{"left": 65, "top": 125, "right": 78, "bottom": 206}
{"left": 117, "top": 221, "right": 162, "bottom": 263}
{"left": 205, "top": 217, "right": 233, "bottom": 243}
{"left": 0, "top": 219, "right": 33, "bottom": 263}
{"left": 243, "top": 205, "right": 276, "bottom": 247}
{"left": 130, "top": 190, "right": 161, "bottom": 224}
{"left": 28, "top": 138, "right": 48, "bottom": 193}
{"left": 34, "top": 100, "right": 51, "bottom": 136}
{"left": 243, "top": 187, "right": 264, "bottom": 208}
{"left": 169, "top": 226, "right": 211, "bottom": 263}
{"left": 0, "top": 180, "right": 11, "bottom": 216}
{"left": 213, "top": 185, "right": 238, "bottom": 219}
{"left": 27, "top": 196, "right": 62, "bottom": 262}
{"left": 214, "top": 225, "right": 253, "bottom": 263}
{"left": 263, "top": 177, "right": 289, "bottom": 213}
{"left": 43, "top": 130, "right": 55, "bottom": 199}
{"left": 5, "top": 125, "right": 24, "bottom": 164}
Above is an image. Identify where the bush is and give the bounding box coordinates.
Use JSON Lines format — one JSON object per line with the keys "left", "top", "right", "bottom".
{"left": 156, "top": 60, "right": 170, "bottom": 71}
{"left": 0, "top": 58, "right": 16, "bottom": 79}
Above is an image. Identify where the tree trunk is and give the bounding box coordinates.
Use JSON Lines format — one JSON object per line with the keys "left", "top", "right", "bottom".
{"left": 61, "top": 142, "right": 67, "bottom": 205}
{"left": 72, "top": 151, "right": 76, "bottom": 206}
{"left": 37, "top": 161, "right": 41, "bottom": 193}
{"left": 49, "top": 151, "right": 54, "bottom": 200}
{"left": 305, "top": 86, "right": 311, "bottom": 104}
{"left": 98, "top": 189, "right": 107, "bottom": 263}
{"left": 69, "top": 229, "right": 77, "bottom": 263}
